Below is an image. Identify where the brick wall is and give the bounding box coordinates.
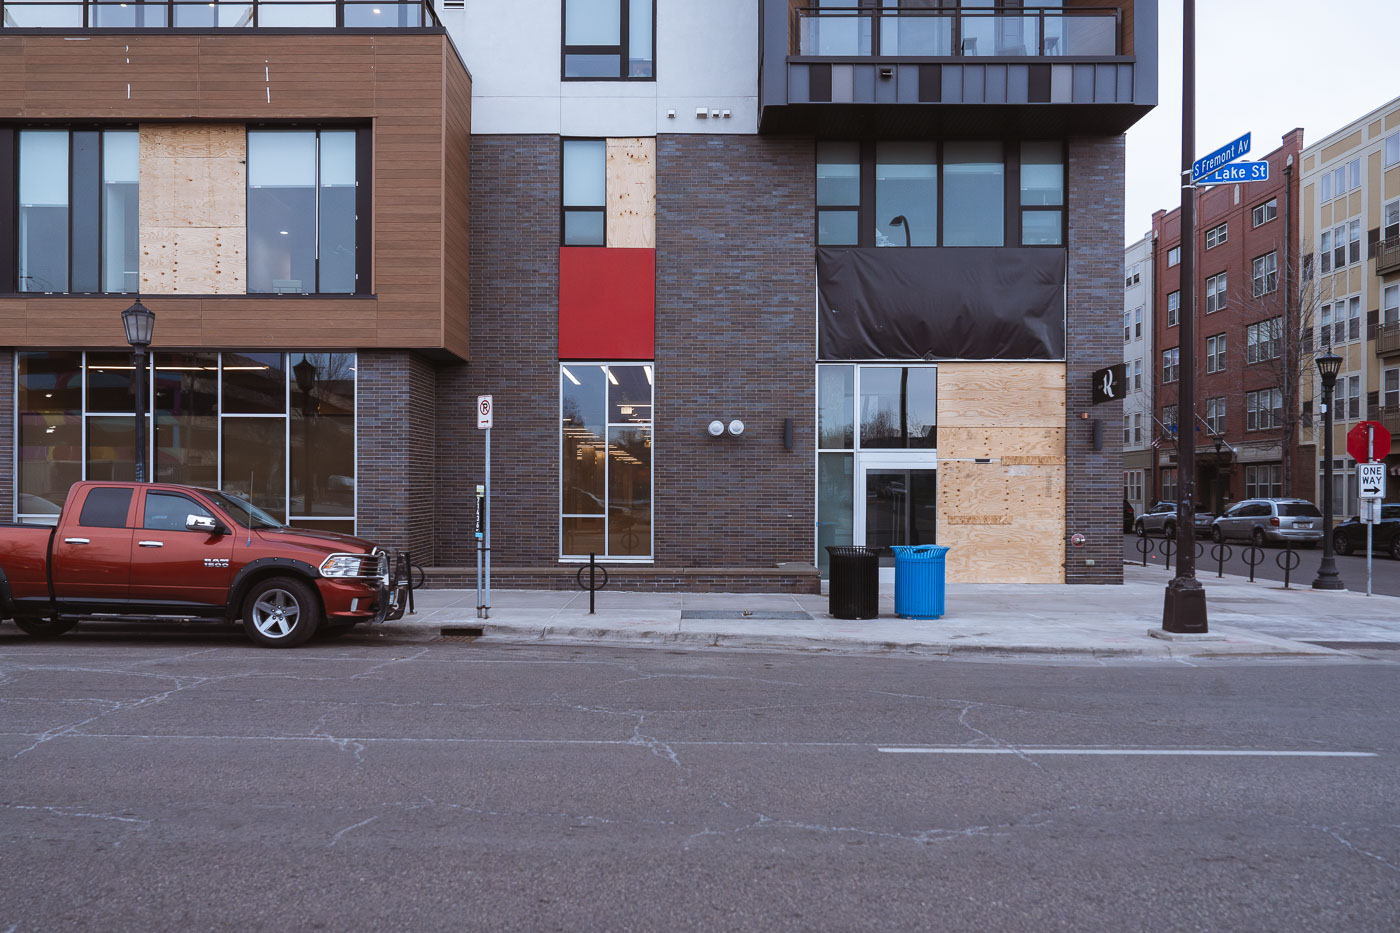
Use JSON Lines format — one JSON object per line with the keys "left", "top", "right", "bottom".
{"left": 1066, "top": 136, "right": 1127, "bottom": 583}
{"left": 654, "top": 135, "right": 816, "bottom": 568}
{"left": 436, "top": 135, "right": 560, "bottom": 568}
{"left": 356, "top": 350, "right": 436, "bottom": 559}
{"left": 0, "top": 349, "right": 11, "bottom": 523}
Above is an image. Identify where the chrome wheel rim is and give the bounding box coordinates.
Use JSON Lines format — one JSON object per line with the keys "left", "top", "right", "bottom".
{"left": 252, "top": 589, "right": 301, "bottom": 638}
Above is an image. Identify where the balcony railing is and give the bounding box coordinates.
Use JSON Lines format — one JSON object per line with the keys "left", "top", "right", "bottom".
{"left": 1378, "top": 321, "right": 1400, "bottom": 358}
{"left": 1380, "top": 405, "right": 1400, "bottom": 437}
{"left": 1, "top": 0, "right": 439, "bottom": 29}
{"left": 794, "top": 5, "right": 1120, "bottom": 59}
{"left": 1378, "top": 234, "right": 1400, "bottom": 276}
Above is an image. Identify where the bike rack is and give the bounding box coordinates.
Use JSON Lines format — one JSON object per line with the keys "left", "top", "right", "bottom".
{"left": 577, "top": 551, "right": 609, "bottom": 615}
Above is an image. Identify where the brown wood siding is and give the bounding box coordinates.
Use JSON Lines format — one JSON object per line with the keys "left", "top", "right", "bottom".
{"left": 0, "top": 33, "right": 471, "bottom": 359}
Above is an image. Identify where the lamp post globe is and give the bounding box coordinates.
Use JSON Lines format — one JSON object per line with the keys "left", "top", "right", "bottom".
{"left": 1312, "top": 351, "right": 1345, "bottom": 590}
{"left": 121, "top": 298, "right": 155, "bottom": 349}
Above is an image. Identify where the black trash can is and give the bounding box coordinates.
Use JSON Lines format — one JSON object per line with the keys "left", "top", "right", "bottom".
{"left": 825, "top": 545, "right": 881, "bottom": 620}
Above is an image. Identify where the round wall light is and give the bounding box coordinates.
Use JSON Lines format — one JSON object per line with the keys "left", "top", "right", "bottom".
{"left": 728, "top": 420, "right": 745, "bottom": 436}
{"left": 708, "top": 420, "right": 725, "bottom": 437}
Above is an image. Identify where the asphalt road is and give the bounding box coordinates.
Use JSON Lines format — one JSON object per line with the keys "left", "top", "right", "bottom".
{"left": 2, "top": 629, "right": 1397, "bottom": 932}
{"left": 1124, "top": 532, "right": 1400, "bottom": 596}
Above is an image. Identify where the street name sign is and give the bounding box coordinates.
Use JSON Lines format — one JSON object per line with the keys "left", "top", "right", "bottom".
{"left": 1196, "top": 161, "right": 1269, "bottom": 185}
{"left": 477, "top": 394, "right": 493, "bottom": 429}
{"left": 1358, "top": 462, "right": 1386, "bottom": 500}
{"left": 1346, "top": 421, "right": 1392, "bottom": 462}
{"left": 1192, "top": 132, "right": 1250, "bottom": 183}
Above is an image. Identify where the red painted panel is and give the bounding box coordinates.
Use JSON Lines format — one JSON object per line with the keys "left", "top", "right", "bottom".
{"left": 558, "top": 247, "right": 655, "bottom": 359}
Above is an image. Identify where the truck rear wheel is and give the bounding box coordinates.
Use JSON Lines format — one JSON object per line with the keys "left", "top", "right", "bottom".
{"left": 242, "top": 576, "right": 321, "bottom": 648}
{"left": 13, "top": 617, "right": 79, "bottom": 638}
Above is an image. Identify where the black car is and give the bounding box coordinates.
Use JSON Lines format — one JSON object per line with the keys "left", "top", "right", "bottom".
{"left": 1333, "top": 504, "right": 1400, "bottom": 559}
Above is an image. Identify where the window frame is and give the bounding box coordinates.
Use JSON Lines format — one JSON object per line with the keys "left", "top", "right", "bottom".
{"left": 1251, "top": 198, "right": 1277, "bottom": 227}
{"left": 1205, "top": 333, "right": 1226, "bottom": 374}
{"left": 560, "top": 137, "right": 608, "bottom": 247}
{"left": 1205, "top": 396, "right": 1225, "bottom": 435}
{"left": 244, "top": 126, "right": 372, "bottom": 297}
{"left": 1166, "top": 290, "right": 1180, "bottom": 327}
{"left": 1167, "top": 246, "right": 1180, "bottom": 267}
{"left": 1251, "top": 251, "right": 1277, "bottom": 297}
{"left": 1161, "top": 347, "right": 1179, "bottom": 384}
{"left": 1204, "top": 222, "right": 1227, "bottom": 250}
{"left": 1205, "top": 271, "right": 1227, "bottom": 313}
{"left": 561, "top": 0, "right": 657, "bottom": 82}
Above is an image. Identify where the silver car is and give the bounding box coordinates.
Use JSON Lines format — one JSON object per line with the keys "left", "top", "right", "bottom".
{"left": 1210, "top": 498, "right": 1323, "bottom": 547}
{"left": 1134, "top": 501, "right": 1214, "bottom": 538}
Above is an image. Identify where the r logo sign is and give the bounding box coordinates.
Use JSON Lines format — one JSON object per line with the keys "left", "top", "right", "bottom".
{"left": 1091, "top": 363, "right": 1128, "bottom": 405}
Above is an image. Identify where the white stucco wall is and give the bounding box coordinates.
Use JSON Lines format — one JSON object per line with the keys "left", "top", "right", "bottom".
{"left": 442, "top": 0, "right": 759, "bottom": 136}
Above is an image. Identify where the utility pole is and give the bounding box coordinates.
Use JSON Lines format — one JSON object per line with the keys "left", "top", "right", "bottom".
{"left": 1162, "top": 0, "right": 1209, "bottom": 633}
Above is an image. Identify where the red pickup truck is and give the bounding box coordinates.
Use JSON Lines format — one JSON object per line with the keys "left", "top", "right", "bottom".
{"left": 0, "top": 482, "right": 411, "bottom": 648}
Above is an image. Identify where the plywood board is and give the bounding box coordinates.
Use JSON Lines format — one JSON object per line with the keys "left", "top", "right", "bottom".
{"left": 936, "top": 362, "right": 1066, "bottom": 427}
{"left": 936, "top": 460, "right": 1065, "bottom": 583}
{"left": 140, "top": 123, "right": 246, "bottom": 295}
{"left": 937, "top": 426, "right": 1065, "bottom": 461}
{"left": 606, "top": 137, "right": 655, "bottom": 249}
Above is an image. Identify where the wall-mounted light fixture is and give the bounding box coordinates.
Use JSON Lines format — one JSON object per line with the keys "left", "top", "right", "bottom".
{"left": 728, "top": 420, "right": 745, "bottom": 436}
{"left": 708, "top": 420, "right": 725, "bottom": 437}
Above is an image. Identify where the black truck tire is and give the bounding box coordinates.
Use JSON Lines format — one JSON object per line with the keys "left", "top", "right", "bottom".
{"left": 13, "top": 617, "right": 79, "bottom": 638}
{"left": 242, "top": 576, "right": 321, "bottom": 648}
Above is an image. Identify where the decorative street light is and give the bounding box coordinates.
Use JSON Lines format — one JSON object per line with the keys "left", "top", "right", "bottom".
{"left": 293, "top": 354, "right": 318, "bottom": 516}
{"left": 888, "top": 215, "right": 912, "bottom": 248}
{"left": 120, "top": 299, "right": 155, "bottom": 483}
{"left": 1312, "top": 350, "right": 1345, "bottom": 590}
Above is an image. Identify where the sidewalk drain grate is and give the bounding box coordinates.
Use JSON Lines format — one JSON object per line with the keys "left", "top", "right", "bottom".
{"left": 681, "top": 610, "right": 813, "bottom": 621}
{"left": 440, "top": 626, "right": 484, "bottom": 638}
{"left": 1303, "top": 641, "right": 1400, "bottom": 650}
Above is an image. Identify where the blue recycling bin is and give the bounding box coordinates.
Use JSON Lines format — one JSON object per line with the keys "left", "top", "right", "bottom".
{"left": 891, "top": 545, "right": 950, "bottom": 620}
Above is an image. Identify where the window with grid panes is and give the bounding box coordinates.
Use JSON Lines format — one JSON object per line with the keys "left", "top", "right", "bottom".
{"left": 1346, "top": 374, "right": 1360, "bottom": 420}
{"left": 1246, "top": 317, "right": 1281, "bottom": 363}
{"left": 1251, "top": 198, "right": 1276, "bottom": 227}
{"left": 1167, "top": 290, "right": 1179, "bottom": 327}
{"left": 1205, "top": 272, "right": 1227, "bottom": 313}
{"left": 1162, "top": 347, "right": 1179, "bottom": 383}
{"left": 1205, "top": 397, "right": 1225, "bottom": 434}
{"left": 1252, "top": 251, "right": 1277, "bottom": 297}
{"left": 1206, "top": 334, "right": 1226, "bottom": 373}
{"left": 1205, "top": 223, "right": 1227, "bottom": 249}
{"left": 1320, "top": 230, "right": 1332, "bottom": 274}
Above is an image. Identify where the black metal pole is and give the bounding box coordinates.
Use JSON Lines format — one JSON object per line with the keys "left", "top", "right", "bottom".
{"left": 1282, "top": 156, "right": 1293, "bottom": 497}
{"left": 133, "top": 347, "right": 147, "bottom": 483}
{"left": 1162, "top": 0, "right": 1208, "bottom": 633}
{"left": 1312, "top": 379, "right": 1344, "bottom": 589}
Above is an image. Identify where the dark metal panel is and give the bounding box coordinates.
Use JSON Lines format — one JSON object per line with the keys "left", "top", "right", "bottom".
{"left": 355, "top": 126, "right": 373, "bottom": 295}
{"left": 916, "top": 64, "right": 940, "bottom": 103}
{"left": 816, "top": 247, "right": 1066, "bottom": 361}
{"left": 70, "top": 131, "right": 101, "bottom": 294}
{"left": 1027, "top": 65, "right": 1050, "bottom": 103}
{"left": 809, "top": 63, "right": 832, "bottom": 103}
{"left": 877, "top": 66, "right": 899, "bottom": 103}
{"left": 1135, "top": 0, "right": 1160, "bottom": 105}
{"left": 1116, "top": 64, "right": 1134, "bottom": 103}
{"left": 963, "top": 65, "right": 984, "bottom": 104}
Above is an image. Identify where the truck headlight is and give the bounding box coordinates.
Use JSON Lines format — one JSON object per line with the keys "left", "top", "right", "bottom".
{"left": 321, "top": 554, "right": 369, "bottom": 577}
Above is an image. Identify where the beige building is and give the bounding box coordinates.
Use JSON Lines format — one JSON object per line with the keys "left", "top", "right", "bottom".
{"left": 1300, "top": 95, "right": 1400, "bottom": 514}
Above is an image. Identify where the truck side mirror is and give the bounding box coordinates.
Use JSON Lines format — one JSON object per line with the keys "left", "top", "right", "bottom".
{"left": 187, "top": 514, "right": 223, "bottom": 535}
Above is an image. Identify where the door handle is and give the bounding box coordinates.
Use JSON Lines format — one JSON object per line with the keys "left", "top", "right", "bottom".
{"left": 64, "top": 537, "right": 90, "bottom": 545}
{"left": 138, "top": 540, "right": 165, "bottom": 548}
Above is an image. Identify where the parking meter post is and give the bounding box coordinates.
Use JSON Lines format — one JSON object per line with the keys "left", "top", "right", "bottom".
{"left": 483, "top": 426, "right": 491, "bottom": 620}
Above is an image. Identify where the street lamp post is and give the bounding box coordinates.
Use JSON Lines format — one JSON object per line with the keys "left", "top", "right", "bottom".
{"left": 120, "top": 299, "right": 155, "bottom": 483}
{"left": 888, "top": 215, "right": 912, "bottom": 248}
{"left": 293, "top": 354, "right": 318, "bottom": 517}
{"left": 1312, "top": 351, "right": 1345, "bottom": 590}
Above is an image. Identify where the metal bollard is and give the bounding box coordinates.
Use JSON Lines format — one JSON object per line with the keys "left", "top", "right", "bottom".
{"left": 1242, "top": 546, "right": 1265, "bottom": 583}
{"left": 1275, "top": 544, "right": 1301, "bottom": 590}
{"left": 1136, "top": 536, "right": 1154, "bottom": 567}
{"left": 576, "top": 551, "right": 609, "bottom": 615}
{"left": 1210, "top": 543, "right": 1233, "bottom": 578}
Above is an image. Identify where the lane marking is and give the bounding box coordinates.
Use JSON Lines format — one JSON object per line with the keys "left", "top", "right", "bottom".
{"left": 877, "top": 747, "right": 1377, "bottom": 757}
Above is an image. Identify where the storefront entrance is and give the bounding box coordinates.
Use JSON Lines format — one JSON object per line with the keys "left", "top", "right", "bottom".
{"left": 856, "top": 453, "right": 937, "bottom": 567}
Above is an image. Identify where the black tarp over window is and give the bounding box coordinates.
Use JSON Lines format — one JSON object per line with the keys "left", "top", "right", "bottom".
{"left": 817, "top": 247, "right": 1066, "bottom": 361}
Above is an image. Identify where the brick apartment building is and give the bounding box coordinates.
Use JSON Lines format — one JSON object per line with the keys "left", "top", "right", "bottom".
{"left": 3, "top": 0, "right": 1158, "bottom": 589}
{"left": 1150, "top": 130, "right": 1310, "bottom": 516}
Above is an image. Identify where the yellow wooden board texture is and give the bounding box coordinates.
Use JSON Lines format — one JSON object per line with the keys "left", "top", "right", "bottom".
{"left": 140, "top": 123, "right": 246, "bottom": 294}
{"left": 935, "top": 362, "right": 1066, "bottom": 583}
{"left": 606, "top": 137, "right": 655, "bottom": 249}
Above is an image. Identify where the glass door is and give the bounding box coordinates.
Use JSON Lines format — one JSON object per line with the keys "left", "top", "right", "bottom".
{"left": 855, "top": 452, "right": 937, "bottom": 567}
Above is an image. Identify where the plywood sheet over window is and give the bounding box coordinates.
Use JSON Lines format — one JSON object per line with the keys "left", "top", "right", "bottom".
{"left": 606, "top": 137, "right": 655, "bottom": 249}
{"left": 139, "top": 124, "right": 246, "bottom": 295}
{"left": 936, "top": 362, "right": 1066, "bottom": 583}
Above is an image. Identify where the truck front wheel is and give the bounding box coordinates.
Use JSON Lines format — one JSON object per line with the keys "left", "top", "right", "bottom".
{"left": 242, "top": 577, "right": 321, "bottom": 648}
{"left": 13, "top": 617, "right": 79, "bottom": 638}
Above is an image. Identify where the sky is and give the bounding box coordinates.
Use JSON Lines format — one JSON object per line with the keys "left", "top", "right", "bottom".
{"left": 1123, "top": 0, "right": 1399, "bottom": 245}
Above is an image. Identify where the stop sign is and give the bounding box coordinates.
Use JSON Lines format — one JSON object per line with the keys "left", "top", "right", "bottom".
{"left": 1346, "top": 421, "right": 1392, "bottom": 462}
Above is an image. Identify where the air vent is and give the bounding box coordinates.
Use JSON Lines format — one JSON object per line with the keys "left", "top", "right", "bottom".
{"left": 440, "top": 0, "right": 464, "bottom": 8}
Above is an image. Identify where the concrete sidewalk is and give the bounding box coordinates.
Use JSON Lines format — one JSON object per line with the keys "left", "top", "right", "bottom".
{"left": 381, "top": 564, "right": 1400, "bottom": 660}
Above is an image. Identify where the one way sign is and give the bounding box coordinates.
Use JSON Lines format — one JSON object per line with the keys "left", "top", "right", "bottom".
{"left": 1358, "top": 462, "right": 1386, "bottom": 500}
{"left": 1091, "top": 363, "right": 1128, "bottom": 405}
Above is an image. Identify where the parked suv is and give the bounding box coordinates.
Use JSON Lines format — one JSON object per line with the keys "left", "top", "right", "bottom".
{"left": 1210, "top": 498, "right": 1323, "bottom": 547}
{"left": 1134, "top": 501, "right": 1214, "bottom": 538}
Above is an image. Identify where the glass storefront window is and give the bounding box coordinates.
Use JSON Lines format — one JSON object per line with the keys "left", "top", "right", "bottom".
{"left": 858, "top": 366, "right": 937, "bottom": 448}
{"left": 14, "top": 351, "right": 355, "bottom": 530}
{"left": 816, "top": 452, "right": 854, "bottom": 575}
{"left": 943, "top": 141, "right": 1004, "bottom": 247}
{"left": 818, "top": 365, "right": 854, "bottom": 449}
{"left": 561, "top": 363, "right": 653, "bottom": 559}
{"left": 290, "top": 353, "right": 356, "bottom": 518}
{"left": 18, "top": 131, "right": 70, "bottom": 293}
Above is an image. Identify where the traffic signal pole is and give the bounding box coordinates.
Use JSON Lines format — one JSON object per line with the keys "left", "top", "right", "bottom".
{"left": 1162, "top": 0, "right": 1209, "bottom": 633}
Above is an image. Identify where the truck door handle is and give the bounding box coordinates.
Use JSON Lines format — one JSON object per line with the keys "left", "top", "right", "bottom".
{"left": 64, "top": 537, "right": 90, "bottom": 545}
{"left": 138, "top": 540, "right": 165, "bottom": 548}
